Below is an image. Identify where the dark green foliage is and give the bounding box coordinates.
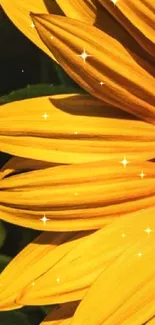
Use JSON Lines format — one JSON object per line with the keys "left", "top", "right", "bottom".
{"left": 0, "top": 84, "right": 85, "bottom": 105}
{"left": 0, "top": 311, "right": 31, "bottom": 325}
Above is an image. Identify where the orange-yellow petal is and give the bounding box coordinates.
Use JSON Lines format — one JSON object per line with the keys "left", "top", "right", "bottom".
{"left": 0, "top": 156, "right": 60, "bottom": 179}
{"left": 71, "top": 215, "right": 155, "bottom": 324}
{"left": 98, "top": 0, "right": 155, "bottom": 58}
{"left": 0, "top": 0, "right": 62, "bottom": 62}
{"left": 0, "top": 231, "right": 90, "bottom": 310}
{"left": 31, "top": 14, "right": 155, "bottom": 124}
{"left": 0, "top": 95, "right": 155, "bottom": 164}
{"left": 0, "top": 161, "right": 155, "bottom": 231}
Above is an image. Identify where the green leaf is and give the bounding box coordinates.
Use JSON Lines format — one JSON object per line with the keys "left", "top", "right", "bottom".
{"left": 0, "top": 311, "right": 30, "bottom": 325}
{"left": 0, "top": 221, "right": 6, "bottom": 249}
{"left": 0, "top": 254, "right": 11, "bottom": 273}
{"left": 0, "top": 84, "right": 86, "bottom": 105}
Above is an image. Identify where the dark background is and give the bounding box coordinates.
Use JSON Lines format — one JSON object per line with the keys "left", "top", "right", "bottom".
{"left": 0, "top": 7, "right": 60, "bottom": 96}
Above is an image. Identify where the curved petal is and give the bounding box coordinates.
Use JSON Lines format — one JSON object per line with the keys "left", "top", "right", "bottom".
{"left": 0, "top": 156, "right": 60, "bottom": 180}
{"left": 0, "top": 95, "right": 155, "bottom": 164}
{"left": 0, "top": 0, "right": 61, "bottom": 62}
{"left": 0, "top": 207, "right": 155, "bottom": 310}
{"left": 55, "top": 0, "right": 154, "bottom": 64}
{"left": 70, "top": 218, "right": 155, "bottom": 324}
{"left": 0, "top": 161, "right": 155, "bottom": 231}
{"left": 40, "top": 302, "right": 79, "bottom": 324}
{"left": 98, "top": 0, "right": 155, "bottom": 58}
{"left": 31, "top": 14, "right": 155, "bottom": 124}
{"left": 0, "top": 231, "right": 90, "bottom": 310}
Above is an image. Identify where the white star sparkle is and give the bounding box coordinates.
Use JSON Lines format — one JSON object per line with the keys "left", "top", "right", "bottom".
{"left": 42, "top": 113, "right": 48, "bottom": 119}
{"left": 40, "top": 214, "right": 49, "bottom": 225}
{"left": 144, "top": 227, "right": 153, "bottom": 235}
{"left": 77, "top": 48, "right": 92, "bottom": 63}
{"left": 111, "top": 0, "right": 117, "bottom": 4}
{"left": 121, "top": 156, "right": 129, "bottom": 168}
{"left": 99, "top": 81, "right": 104, "bottom": 86}
{"left": 139, "top": 171, "right": 145, "bottom": 179}
{"left": 30, "top": 23, "right": 35, "bottom": 28}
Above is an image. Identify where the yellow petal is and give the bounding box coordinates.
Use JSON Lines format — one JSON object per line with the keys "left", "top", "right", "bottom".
{"left": 0, "top": 95, "right": 155, "bottom": 163}
{"left": 0, "top": 231, "right": 90, "bottom": 310}
{"left": 0, "top": 206, "right": 155, "bottom": 310}
{"left": 55, "top": 0, "right": 154, "bottom": 65}
{"left": 147, "top": 318, "right": 155, "bottom": 325}
{"left": 30, "top": 14, "right": 155, "bottom": 124}
{"left": 0, "top": 0, "right": 61, "bottom": 62}
{"left": 98, "top": 0, "right": 155, "bottom": 58}
{"left": 0, "top": 156, "right": 60, "bottom": 179}
{"left": 0, "top": 161, "right": 155, "bottom": 231}
{"left": 70, "top": 214, "right": 155, "bottom": 324}
{"left": 40, "top": 302, "right": 79, "bottom": 324}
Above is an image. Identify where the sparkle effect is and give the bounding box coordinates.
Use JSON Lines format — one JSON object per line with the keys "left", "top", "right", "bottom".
{"left": 144, "top": 227, "right": 153, "bottom": 235}
{"left": 42, "top": 113, "right": 48, "bottom": 119}
{"left": 77, "top": 48, "right": 92, "bottom": 63}
{"left": 56, "top": 277, "right": 60, "bottom": 283}
{"left": 99, "top": 81, "right": 104, "bottom": 86}
{"left": 121, "top": 156, "right": 129, "bottom": 167}
{"left": 40, "top": 214, "right": 49, "bottom": 225}
{"left": 122, "top": 234, "right": 126, "bottom": 238}
{"left": 32, "top": 282, "right": 35, "bottom": 286}
{"left": 30, "top": 23, "right": 35, "bottom": 28}
{"left": 140, "top": 171, "right": 145, "bottom": 179}
{"left": 111, "top": 0, "right": 117, "bottom": 4}
{"left": 74, "top": 131, "right": 78, "bottom": 135}
{"left": 137, "top": 252, "right": 142, "bottom": 257}
{"left": 74, "top": 192, "right": 79, "bottom": 196}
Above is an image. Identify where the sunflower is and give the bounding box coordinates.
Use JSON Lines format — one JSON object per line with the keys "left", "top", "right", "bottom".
{"left": 0, "top": 0, "right": 155, "bottom": 324}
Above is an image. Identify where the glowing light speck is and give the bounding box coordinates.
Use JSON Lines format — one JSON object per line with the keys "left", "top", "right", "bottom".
{"left": 30, "top": 23, "right": 35, "bottom": 28}
{"left": 74, "top": 131, "right": 78, "bottom": 135}
{"left": 137, "top": 252, "right": 142, "bottom": 257}
{"left": 121, "top": 156, "right": 129, "bottom": 168}
{"left": 140, "top": 171, "right": 145, "bottom": 179}
{"left": 32, "top": 282, "right": 35, "bottom": 286}
{"left": 42, "top": 113, "right": 48, "bottom": 119}
{"left": 111, "top": 0, "right": 117, "bottom": 4}
{"left": 144, "top": 227, "right": 153, "bottom": 235}
{"left": 56, "top": 277, "right": 60, "bottom": 283}
{"left": 122, "top": 234, "right": 126, "bottom": 238}
{"left": 99, "top": 81, "right": 104, "bottom": 86}
{"left": 40, "top": 214, "right": 49, "bottom": 225}
{"left": 77, "top": 48, "right": 92, "bottom": 63}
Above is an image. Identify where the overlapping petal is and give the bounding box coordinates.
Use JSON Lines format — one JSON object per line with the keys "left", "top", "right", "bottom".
{"left": 0, "top": 156, "right": 58, "bottom": 180}
{"left": 55, "top": 0, "right": 154, "bottom": 64}
{"left": 98, "top": 0, "right": 155, "bottom": 58}
{"left": 31, "top": 14, "right": 155, "bottom": 124}
{"left": 0, "top": 0, "right": 61, "bottom": 62}
{"left": 40, "top": 302, "right": 79, "bottom": 324}
{"left": 70, "top": 214, "right": 155, "bottom": 325}
{"left": 0, "top": 95, "right": 155, "bottom": 164}
{"left": 0, "top": 161, "right": 155, "bottom": 231}
{"left": 0, "top": 208, "right": 155, "bottom": 313}
{"left": 0, "top": 231, "right": 90, "bottom": 310}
